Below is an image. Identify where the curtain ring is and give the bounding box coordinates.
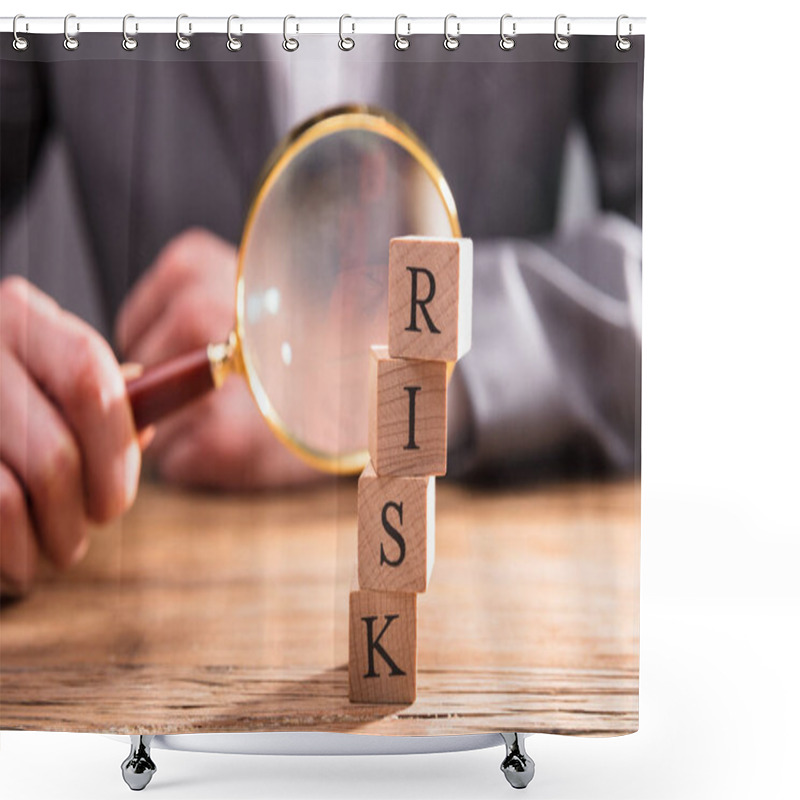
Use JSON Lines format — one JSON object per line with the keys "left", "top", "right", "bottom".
{"left": 12, "top": 15, "right": 29, "bottom": 51}
{"left": 499, "top": 14, "right": 516, "bottom": 51}
{"left": 394, "top": 14, "right": 410, "bottom": 51}
{"left": 176, "top": 13, "right": 191, "bottom": 51}
{"left": 616, "top": 15, "right": 632, "bottom": 51}
{"left": 122, "top": 14, "right": 138, "bottom": 51}
{"left": 339, "top": 14, "right": 355, "bottom": 51}
{"left": 227, "top": 15, "right": 242, "bottom": 51}
{"left": 63, "top": 13, "right": 79, "bottom": 51}
{"left": 554, "top": 14, "right": 570, "bottom": 51}
{"left": 443, "top": 14, "right": 460, "bottom": 51}
{"left": 282, "top": 15, "right": 299, "bottom": 51}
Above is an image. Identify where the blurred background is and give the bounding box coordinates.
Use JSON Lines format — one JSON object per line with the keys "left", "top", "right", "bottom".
{"left": 0, "top": 102, "right": 600, "bottom": 341}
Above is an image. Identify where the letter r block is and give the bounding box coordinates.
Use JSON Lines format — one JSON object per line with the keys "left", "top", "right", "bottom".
{"left": 368, "top": 346, "right": 447, "bottom": 477}
{"left": 358, "top": 462, "right": 435, "bottom": 593}
{"left": 349, "top": 589, "right": 417, "bottom": 704}
{"left": 388, "top": 236, "right": 473, "bottom": 362}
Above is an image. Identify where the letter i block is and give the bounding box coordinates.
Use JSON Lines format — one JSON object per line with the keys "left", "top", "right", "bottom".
{"left": 368, "top": 345, "right": 447, "bottom": 477}
{"left": 388, "top": 236, "right": 473, "bottom": 363}
{"left": 349, "top": 589, "right": 417, "bottom": 704}
{"left": 358, "top": 462, "right": 435, "bottom": 593}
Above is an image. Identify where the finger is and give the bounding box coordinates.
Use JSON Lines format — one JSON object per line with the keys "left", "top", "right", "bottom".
{"left": 1, "top": 278, "right": 140, "bottom": 523}
{"left": 158, "top": 426, "right": 321, "bottom": 489}
{"left": 0, "top": 350, "right": 88, "bottom": 568}
{"left": 120, "top": 362, "right": 143, "bottom": 380}
{"left": 146, "top": 379, "right": 256, "bottom": 486}
{"left": 0, "top": 462, "right": 39, "bottom": 595}
{"left": 124, "top": 283, "right": 234, "bottom": 368}
{"left": 115, "top": 228, "right": 236, "bottom": 357}
{"left": 157, "top": 434, "right": 236, "bottom": 488}
{"left": 150, "top": 380, "right": 321, "bottom": 489}
{"left": 114, "top": 234, "right": 200, "bottom": 356}
{"left": 144, "top": 393, "right": 213, "bottom": 464}
{"left": 143, "top": 374, "right": 251, "bottom": 465}
{"left": 138, "top": 426, "right": 156, "bottom": 451}
{"left": 156, "top": 413, "right": 271, "bottom": 489}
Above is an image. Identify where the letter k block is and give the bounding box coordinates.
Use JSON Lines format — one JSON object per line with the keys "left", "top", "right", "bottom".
{"left": 349, "top": 589, "right": 417, "bottom": 704}
{"left": 388, "top": 236, "right": 473, "bottom": 362}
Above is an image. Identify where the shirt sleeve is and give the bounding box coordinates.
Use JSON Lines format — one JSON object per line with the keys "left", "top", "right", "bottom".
{"left": 447, "top": 214, "right": 642, "bottom": 480}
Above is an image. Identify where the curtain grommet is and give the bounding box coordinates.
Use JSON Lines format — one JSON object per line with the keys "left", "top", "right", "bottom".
{"left": 12, "top": 14, "right": 29, "bottom": 51}
{"left": 282, "top": 15, "right": 299, "bottom": 52}
{"left": 553, "top": 14, "right": 570, "bottom": 51}
{"left": 63, "top": 13, "right": 79, "bottom": 51}
{"left": 616, "top": 15, "right": 632, "bottom": 51}
{"left": 176, "top": 13, "right": 191, "bottom": 51}
{"left": 227, "top": 15, "right": 242, "bottom": 52}
{"left": 444, "top": 14, "right": 460, "bottom": 51}
{"left": 122, "top": 14, "right": 138, "bottom": 51}
{"left": 338, "top": 14, "right": 355, "bottom": 51}
{"left": 499, "top": 14, "right": 516, "bottom": 51}
{"left": 394, "top": 14, "right": 410, "bottom": 51}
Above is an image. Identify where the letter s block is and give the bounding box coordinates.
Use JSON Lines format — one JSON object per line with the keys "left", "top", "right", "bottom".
{"left": 358, "top": 462, "right": 435, "bottom": 593}
{"left": 368, "top": 346, "right": 447, "bottom": 477}
{"left": 388, "top": 236, "right": 473, "bottom": 363}
{"left": 349, "top": 589, "right": 417, "bottom": 704}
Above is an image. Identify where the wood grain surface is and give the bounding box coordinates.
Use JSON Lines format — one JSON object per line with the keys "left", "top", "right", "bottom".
{"left": 0, "top": 478, "right": 640, "bottom": 736}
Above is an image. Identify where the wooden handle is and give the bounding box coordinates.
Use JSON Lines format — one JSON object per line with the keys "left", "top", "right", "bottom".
{"left": 126, "top": 348, "right": 215, "bottom": 430}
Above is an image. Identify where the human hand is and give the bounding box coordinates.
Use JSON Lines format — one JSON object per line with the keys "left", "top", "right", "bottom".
{"left": 0, "top": 277, "right": 140, "bottom": 597}
{"left": 115, "top": 227, "right": 321, "bottom": 489}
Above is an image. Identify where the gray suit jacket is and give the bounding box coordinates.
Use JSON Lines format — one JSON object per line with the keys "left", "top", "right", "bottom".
{"left": 1, "top": 34, "right": 643, "bottom": 481}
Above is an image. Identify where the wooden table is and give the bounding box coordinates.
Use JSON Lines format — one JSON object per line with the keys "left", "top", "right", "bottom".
{"left": 0, "top": 478, "right": 639, "bottom": 737}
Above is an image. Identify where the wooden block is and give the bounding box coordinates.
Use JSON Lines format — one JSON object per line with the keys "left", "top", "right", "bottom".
{"left": 349, "top": 589, "right": 417, "bottom": 704}
{"left": 388, "top": 236, "right": 473, "bottom": 363}
{"left": 357, "top": 462, "right": 435, "bottom": 593}
{"left": 368, "top": 346, "right": 447, "bottom": 477}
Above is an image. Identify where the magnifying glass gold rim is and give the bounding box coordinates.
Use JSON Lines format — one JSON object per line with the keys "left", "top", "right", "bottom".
{"left": 221, "top": 105, "right": 462, "bottom": 475}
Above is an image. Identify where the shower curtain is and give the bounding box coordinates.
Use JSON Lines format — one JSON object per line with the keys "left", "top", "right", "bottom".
{"left": 0, "top": 19, "right": 643, "bottom": 742}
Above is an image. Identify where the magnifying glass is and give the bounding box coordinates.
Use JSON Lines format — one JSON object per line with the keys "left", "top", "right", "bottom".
{"left": 126, "top": 106, "right": 460, "bottom": 475}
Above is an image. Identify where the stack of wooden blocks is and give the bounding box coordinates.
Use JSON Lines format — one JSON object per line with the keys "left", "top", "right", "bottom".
{"left": 349, "top": 236, "right": 473, "bottom": 704}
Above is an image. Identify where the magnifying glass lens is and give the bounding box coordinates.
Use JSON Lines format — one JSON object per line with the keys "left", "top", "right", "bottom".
{"left": 239, "top": 122, "right": 455, "bottom": 469}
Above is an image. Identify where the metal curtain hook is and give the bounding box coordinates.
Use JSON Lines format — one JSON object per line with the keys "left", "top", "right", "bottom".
{"left": 394, "top": 14, "right": 410, "bottom": 51}
{"left": 122, "top": 14, "right": 138, "bottom": 51}
{"left": 554, "top": 14, "right": 570, "bottom": 51}
{"left": 176, "top": 13, "right": 191, "bottom": 51}
{"left": 616, "top": 14, "right": 632, "bottom": 51}
{"left": 283, "top": 15, "right": 299, "bottom": 51}
{"left": 500, "top": 14, "right": 516, "bottom": 51}
{"left": 227, "top": 15, "right": 242, "bottom": 51}
{"left": 12, "top": 14, "right": 28, "bottom": 51}
{"left": 444, "top": 14, "right": 460, "bottom": 51}
{"left": 339, "top": 14, "right": 355, "bottom": 51}
{"left": 63, "top": 13, "right": 79, "bottom": 51}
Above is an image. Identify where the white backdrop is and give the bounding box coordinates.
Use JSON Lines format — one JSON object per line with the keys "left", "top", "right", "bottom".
{"left": 1, "top": 1, "right": 798, "bottom": 799}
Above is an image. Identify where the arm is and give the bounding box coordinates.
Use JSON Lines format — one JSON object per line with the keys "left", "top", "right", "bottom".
{"left": 1, "top": 65, "right": 142, "bottom": 596}
{"left": 448, "top": 219, "right": 641, "bottom": 481}
{"left": 448, "top": 59, "right": 643, "bottom": 481}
